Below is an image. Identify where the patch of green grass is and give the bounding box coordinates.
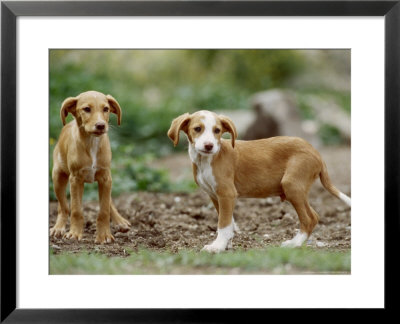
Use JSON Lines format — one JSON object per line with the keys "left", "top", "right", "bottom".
{"left": 50, "top": 247, "right": 351, "bottom": 275}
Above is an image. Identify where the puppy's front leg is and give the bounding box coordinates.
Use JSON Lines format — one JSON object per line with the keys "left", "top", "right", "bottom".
{"left": 64, "top": 175, "right": 84, "bottom": 241}
{"left": 210, "top": 197, "right": 219, "bottom": 214}
{"left": 95, "top": 169, "right": 115, "bottom": 244}
{"left": 50, "top": 170, "right": 70, "bottom": 238}
{"left": 202, "top": 195, "right": 235, "bottom": 253}
{"left": 110, "top": 201, "right": 131, "bottom": 233}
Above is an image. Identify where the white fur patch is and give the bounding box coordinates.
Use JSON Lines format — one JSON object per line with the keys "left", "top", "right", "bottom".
{"left": 189, "top": 145, "right": 217, "bottom": 199}
{"left": 339, "top": 192, "right": 351, "bottom": 207}
{"left": 90, "top": 137, "right": 100, "bottom": 170}
{"left": 83, "top": 137, "right": 100, "bottom": 183}
{"left": 202, "top": 222, "right": 234, "bottom": 253}
{"left": 194, "top": 111, "right": 220, "bottom": 155}
{"left": 281, "top": 231, "right": 308, "bottom": 248}
{"left": 188, "top": 142, "right": 198, "bottom": 164}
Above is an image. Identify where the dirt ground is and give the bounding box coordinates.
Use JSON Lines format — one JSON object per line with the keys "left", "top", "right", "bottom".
{"left": 49, "top": 146, "right": 351, "bottom": 256}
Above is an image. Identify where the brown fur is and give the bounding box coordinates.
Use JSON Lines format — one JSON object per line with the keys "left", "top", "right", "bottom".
{"left": 212, "top": 138, "right": 323, "bottom": 234}
{"left": 50, "top": 91, "right": 130, "bottom": 243}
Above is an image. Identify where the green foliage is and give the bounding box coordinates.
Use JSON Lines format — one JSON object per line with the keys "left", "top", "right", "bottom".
{"left": 50, "top": 247, "right": 351, "bottom": 274}
{"left": 185, "top": 50, "right": 305, "bottom": 91}
{"left": 318, "top": 124, "right": 343, "bottom": 146}
{"left": 49, "top": 50, "right": 306, "bottom": 144}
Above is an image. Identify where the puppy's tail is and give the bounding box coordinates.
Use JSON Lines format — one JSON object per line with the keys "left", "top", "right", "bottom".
{"left": 319, "top": 162, "right": 351, "bottom": 207}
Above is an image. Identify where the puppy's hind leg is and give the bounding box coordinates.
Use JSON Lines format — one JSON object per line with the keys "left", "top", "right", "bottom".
{"left": 280, "top": 179, "right": 316, "bottom": 248}
{"left": 280, "top": 157, "right": 320, "bottom": 248}
{"left": 50, "top": 169, "right": 69, "bottom": 238}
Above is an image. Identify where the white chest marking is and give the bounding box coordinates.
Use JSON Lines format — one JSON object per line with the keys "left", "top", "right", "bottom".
{"left": 189, "top": 145, "right": 217, "bottom": 199}
{"left": 84, "top": 137, "right": 100, "bottom": 183}
{"left": 90, "top": 137, "right": 100, "bottom": 169}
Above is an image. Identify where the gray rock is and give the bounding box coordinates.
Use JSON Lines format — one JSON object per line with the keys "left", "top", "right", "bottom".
{"left": 245, "top": 89, "right": 321, "bottom": 147}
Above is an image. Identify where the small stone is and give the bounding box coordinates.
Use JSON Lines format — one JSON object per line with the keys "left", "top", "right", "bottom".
{"left": 174, "top": 196, "right": 181, "bottom": 203}
{"left": 266, "top": 197, "right": 274, "bottom": 205}
{"left": 271, "top": 220, "right": 280, "bottom": 226}
{"left": 316, "top": 241, "right": 327, "bottom": 247}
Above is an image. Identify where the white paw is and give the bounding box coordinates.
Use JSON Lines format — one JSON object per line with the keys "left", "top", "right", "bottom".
{"left": 201, "top": 242, "right": 227, "bottom": 253}
{"left": 281, "top": 232, "right": 308, "bottom": 248}
{"left": 202, "top": 223, "right": 234, "bottom": 253}
{"left": 281, "top": 239, "right": 300, "bottom": 248}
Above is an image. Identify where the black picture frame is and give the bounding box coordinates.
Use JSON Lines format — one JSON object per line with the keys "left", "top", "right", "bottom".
{"left": 1, "top": 0, "right": 398, "bottom": 322}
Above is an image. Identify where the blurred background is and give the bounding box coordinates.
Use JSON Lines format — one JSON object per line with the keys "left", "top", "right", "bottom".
{"left": 49, "top": 49, "right": 350, "bottom": 200}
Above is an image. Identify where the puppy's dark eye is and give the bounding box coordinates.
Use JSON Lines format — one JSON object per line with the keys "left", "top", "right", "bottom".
{"left": 214, "top": 128, "right": 221, "bottom": 134}
{"left": 103, "top": 107, "right": 109, "bottom": 112}
{"left": 194, "top": 127, "right": 202, "bottom": 132}
{"left": 83, "top": 107, "right": 91, "bottom": 113}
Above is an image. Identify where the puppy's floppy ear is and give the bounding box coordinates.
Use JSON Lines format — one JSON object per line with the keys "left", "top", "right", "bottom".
{"left": 106, "top": 94, "right": 122, "bottom": 125}
{"left": 219, "top": 115, "right": 237, "bottom": 148}
{"left": 167, "top": 113, "right": 191, "bottom": 147}
{"left": 60, "top": 97, "right": 78, "bottom": 126}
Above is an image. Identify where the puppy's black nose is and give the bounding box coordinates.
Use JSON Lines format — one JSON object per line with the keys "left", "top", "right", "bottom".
{"left": 95, "top": 122, "right": 105, "bottom": 130}
{"left": 204, "top": 143, "right": 214, "bottom": 151}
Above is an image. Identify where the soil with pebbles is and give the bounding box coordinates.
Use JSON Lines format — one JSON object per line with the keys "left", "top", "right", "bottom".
{"left": 49, "top": 147, "right": 351, "bottom": 256}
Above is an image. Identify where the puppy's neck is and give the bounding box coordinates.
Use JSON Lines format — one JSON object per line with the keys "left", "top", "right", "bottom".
{"left": 188, "top": 143, "right": 214, "bottom": 166}
{"left": 71, "top": 119, "right": 105, "bottom": 152}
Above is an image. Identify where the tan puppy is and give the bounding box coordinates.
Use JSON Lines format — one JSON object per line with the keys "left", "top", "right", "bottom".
{"left": 168, "top": 110, "right": 351, "bottom": 253}
{"left": 50, "top": 91, "right": 130, "bottom": 244}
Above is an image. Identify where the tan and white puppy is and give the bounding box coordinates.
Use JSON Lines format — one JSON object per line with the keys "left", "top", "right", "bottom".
{"left": 168, "top": 110, "right": 351, "bottom": 253}
{"left": 50, "top": 91, "right": 130, "bottom": 244}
